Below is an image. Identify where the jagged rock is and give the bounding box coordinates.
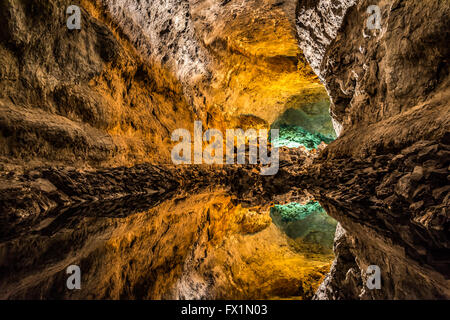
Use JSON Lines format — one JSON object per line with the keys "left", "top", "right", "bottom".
{"left": 297, "top": 0, "right": 450, "bottom": 299}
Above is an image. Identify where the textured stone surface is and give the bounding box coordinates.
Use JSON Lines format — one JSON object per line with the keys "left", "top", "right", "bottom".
{"left": 309, "top": 135, "right": 450, "bottom": 299}
{"left": 0, "top": 0, "right": 197, "bottom": 166}
{"left": 296, "top": 0, "right": 357, "bottom": 77}
{"left": 313, "top": 224, "right": 362, "bottom": 300}
{"left": 295, "top": 0, "right": 450, "bottom": 299}
{"left": 84, "top": 0, "right": 211, "bottom": 102}
{"left": 188, "top": 0, "right": 329, "bottom": 125}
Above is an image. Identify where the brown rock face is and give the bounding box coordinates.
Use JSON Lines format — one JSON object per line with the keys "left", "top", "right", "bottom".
{"left": 296, "top": 0, "right": 449, "bottom": 299}
{"left": 0, "top": 0, "right": 198, "bottom": 166}
{"left": 0, "top": 0, "right": 448, "bottom": 300}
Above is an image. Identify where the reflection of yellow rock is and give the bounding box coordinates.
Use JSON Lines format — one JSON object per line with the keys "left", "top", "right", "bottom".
{"left": 0, "top": 188, "right": 331, "bottom": 300}
{"left": 239, "top": 209, "right": 272, "bottom": 234}
{"left": 170, "top": 191, "right": 333, "bottom": 300}
{"left": 194, "top": 223, "right": 332, "bottom": 300}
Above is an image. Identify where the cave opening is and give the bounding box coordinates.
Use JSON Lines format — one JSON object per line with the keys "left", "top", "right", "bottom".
{"left": 266, "top": 91, "right": 339, "bottom": 269}
{"left": 270, "top": 201, "right": 337, "bottom": 257}
{"left": 270, "top": 98, "right": 337, "bottom": 150}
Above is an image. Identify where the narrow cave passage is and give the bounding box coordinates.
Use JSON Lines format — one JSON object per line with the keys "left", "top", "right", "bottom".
{"left": 270, "top": 97, "right": 337, "bottom": 150}
{"left": 271, "top": 202, "right": 337, "bottom": 256}
{"left": 268, "top": 92, "right": 338, "bottom": 264}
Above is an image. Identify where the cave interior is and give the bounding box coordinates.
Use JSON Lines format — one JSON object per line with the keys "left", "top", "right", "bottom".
{"left": 0, "top": 0, "right": 448, "bottom": 300}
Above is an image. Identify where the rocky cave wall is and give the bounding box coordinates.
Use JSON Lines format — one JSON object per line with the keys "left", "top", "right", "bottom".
{"left": 0, "top": 0, "right": 207, "bottom": 167}
{"left": 88, "top": 0, "right": 331, "bottom": 130}
{"left": 296, "top": 0, "right": 449, "bottom": 299}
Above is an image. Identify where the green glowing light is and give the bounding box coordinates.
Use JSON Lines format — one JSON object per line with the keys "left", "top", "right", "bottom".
{"left": 271, "top": 201, "right": 326, "bottom": 222}
{"left": 270, "top": 125, "right": 335, "bottom": 150}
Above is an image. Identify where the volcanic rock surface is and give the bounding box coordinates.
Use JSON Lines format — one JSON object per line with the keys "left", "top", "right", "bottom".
{"left": 297, "top": 0, "right": 450, "bottom": 299}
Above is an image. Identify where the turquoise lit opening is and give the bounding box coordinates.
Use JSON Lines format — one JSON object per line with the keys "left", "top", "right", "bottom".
{"left": 270, "top": 99, "right": 337, "bottom": 150}
{"left": 271, "top": 125, "right": 335, "bottom": 150}
{"left": 270, "top": 201, "right": 337, "bottom": 255}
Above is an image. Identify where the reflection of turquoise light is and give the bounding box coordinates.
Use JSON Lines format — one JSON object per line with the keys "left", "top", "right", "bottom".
{"left": 271, "top": 201, "right": 325, "bottom": 222}
{"left": 270, "top": 125, "right": 335, "bottom": 150}
{"left": 270, "top": 201, "right": 337, "bottom": 252}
